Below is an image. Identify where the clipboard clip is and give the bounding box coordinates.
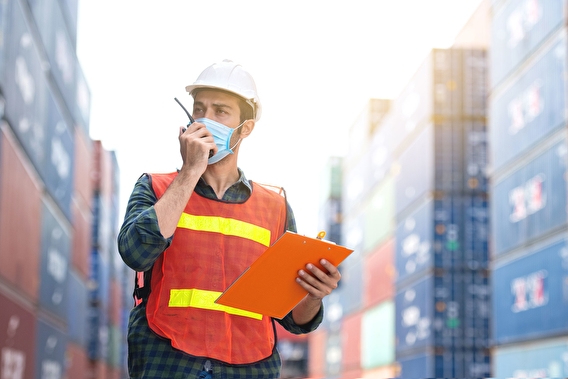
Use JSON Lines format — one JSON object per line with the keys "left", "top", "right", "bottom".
{"left": 316, "top": 231, "right": 326, "bottom": 240}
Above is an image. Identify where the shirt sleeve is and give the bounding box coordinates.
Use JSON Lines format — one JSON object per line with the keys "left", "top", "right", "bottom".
{"left": 117, "top": 174, "right": 172, "bottom": 272}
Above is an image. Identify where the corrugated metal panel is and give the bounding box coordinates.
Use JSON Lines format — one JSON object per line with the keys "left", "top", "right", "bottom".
{"left": 107, "top": 324, "right": 122, "bottom": 368}
{"left": 396, "top": 352, "right": 434, "bottom": 378}
{"left": 325, "top": 330, "right": 342, "bottom": 377}
{"left": 0, "top": 125, "right": 42, "bottom": 300}
{"left": 74, "top": 63, "right": 91, "bottom": 135}
{"left": 3, "top": 0, "right": 49, "bottom": 173}
{"left": 67, "top": 269, "right": 88, "bottom": 348}
{"left": 58, "top": 0, "right": 79, "bottom": 47}
{"left": 492, "top": 237, "right": 568, "bottom": 344}
{"left": 363, "top": 177, "right": 395, "bottom": 251}
{"left": 363, "top": 238, "right": 395, "bottom": 308}
{"left": 109, "top": 278, "right": 122, "bottom": 327}
{"left": 71, "top": 200, "right": 91, "bottom": 279}
{"left": 64, "top": 342, "right": 88, "bottom": 379}
{"left": 73, "top": 127, "right": 92, "bottom": 210}
{"left": 362, "top": 301, "right": 395, "bottom": 369}
{"left": 395, "top": 198, "right": 434, "bottom": 283}
{"left": 462, "top": 50, "right": 487, "bottom": 118}
{"left": 343, "top": 154, "right": 370, "bottom": 215}
{"left": 489, "top": 32, "right": 566, "bottom": 171}
{"left": 28, "top": 0, "right": 77, "bottom": 116}
{"left": 494, "top": 338, "right": 568, "bottom": 378}
{"left": 0, "top": 291, "right": 36, "bottom": 379}
{"left": 492, "top": 139, "right": 568, "bottom": 256}
{"left": 463, "top": 122, "right": 488, "bottom": 193}
{"left": 490, "top": 0, "right": 565, "bottom": 87}
{"left": 307, "top": 329, "right": 327, "bottom": 378}
{"left": 368, "top": 120, "right": 394, "bottom": 189}
{"left": 90, "top": 248, "right": 110, "bottom": 309}
{"left": 395, "top": 276, "right": 434, "bottom": 353}
{"left": 336, "top": 257, "right": 363, "bottom": 317}
{"left": 35, "top": 317, "right": 67, "bottom": 379}
{"left": 43, "top": 91, "right": 74, "bottom": 220}
{"left": 39, "top": 198, "right": 71, "bottom": 321}
{"left": 0, "top": 0, "right": 9, "bottom": 87}
{"left": 88, "top": 302, "right": 109, "bottom": 361}
{"left": 361, "top": 365, "right": 397, "bottom": 378}
{"left": 395, "top": 125, "right": 435, "bottom": 216}
{"left": 341, "top": 311, "right": 362, "bottom": 372}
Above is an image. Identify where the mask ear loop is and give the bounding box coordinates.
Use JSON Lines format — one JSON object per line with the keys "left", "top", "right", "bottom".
{"left": 229, "top": 120, "right": 248, "bottom": 150}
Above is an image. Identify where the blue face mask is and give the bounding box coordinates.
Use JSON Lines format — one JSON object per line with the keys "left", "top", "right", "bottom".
{"left": 196, "top": 118, "right": 245, "bottom": 164}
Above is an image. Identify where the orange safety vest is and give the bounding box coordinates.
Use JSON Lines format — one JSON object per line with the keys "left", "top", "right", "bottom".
{"left": 144, "top": 172, "right": 287, "bottom": 364}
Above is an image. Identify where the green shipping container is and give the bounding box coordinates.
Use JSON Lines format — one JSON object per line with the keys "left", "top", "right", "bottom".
{"left": 362, "top": 300, "right": 395, "bottom": 369}
{"left": 364, "top": 177, "right": 395, "bottom": 253}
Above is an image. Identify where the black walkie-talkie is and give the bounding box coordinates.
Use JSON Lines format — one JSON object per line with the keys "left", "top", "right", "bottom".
{"left": 174, "top": 97, "right": 213, "bottom": 158}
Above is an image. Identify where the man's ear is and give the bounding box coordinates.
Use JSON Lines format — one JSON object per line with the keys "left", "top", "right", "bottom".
{"left": 240, "top": 120, "right": 255, "bottom": 138}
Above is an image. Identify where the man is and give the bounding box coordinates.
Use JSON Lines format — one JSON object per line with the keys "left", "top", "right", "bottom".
{"left": 118, "top": 60, "right": 342, "bottom": 378}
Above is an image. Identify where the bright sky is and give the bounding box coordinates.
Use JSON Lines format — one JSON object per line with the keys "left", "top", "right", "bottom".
{"left": 77, "top": 0, "right": 484, "bottom": 236}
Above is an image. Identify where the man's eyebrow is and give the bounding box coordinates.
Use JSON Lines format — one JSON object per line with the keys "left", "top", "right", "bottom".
{"left": 193, "top": 101, "right": 234, "bottom": 110}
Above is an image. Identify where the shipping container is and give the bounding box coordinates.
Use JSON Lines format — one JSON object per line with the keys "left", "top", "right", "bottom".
{"left": 0, "top": 0, "right": 9, "bottom": 87}
{"left": 363, "top": 177, "right": 395, "bottom": 251}
{"left": 493, "top": 338, "right": 568, "bottom": 378}
{"left": 28, "top": 0, "right": 77, "bottom": 116}
{"left": 368, "top": 119, "right": 394, "bottom": 189}
{"left": 335, "top": 257, "right": 363, "bottom": 316}
{"left": 490, "top": 0, "right": 565, "bottom": 87}
{"left": 58, "top": 0, "right": 79, "bottom": 47}
{"left": 308, "top": 329, "right": 327, "bottom": 378}
{"left": 278, "top": 340, "right": 308, "bottom": 379}
{"left": 362, "top": 301, "right": 395, "bottom": 369}
{"left": 492, "top": 237, "right": 568, "bottom": 344}
{"left": 35, "top": 317, "right": 67, "bottom": 379}
{"left": 74, "top": 63, "right": 91, "bottom": 135}
{"left": 396, "top": 352, "right": 434, "bottom": 378}
{"left": 489, "top": 31, "right": 566, "bottom": 172}
{"left": 343, "top": 153, "right": 371, "bottom": 216}
{"left": 363, "top": 238, "right": 395, "bottom": 308}
{"left": 491, "top": 138, "right": 567, "bottom": 256}
{"left": 3, "top": 0, "right": 49, "bottom": 174}
{"left": 65, "top": 342, "right": 89, "bottom": 379}
{"left": 326, "top": 330, "right": 342, "bottom": 377}
{"left": 39, "top": 198, "right": 71, "bottom": 321}
{"left": 341, "top": 311, "right": 362, "bottom": 373}
{"left": 396, "top": 349, "right": 489, "bottom": 378}
{"left": 71, "top": 200, "right": 92, "bottom": 279}
{"left": 109, "top": 278, "right": 122, "bottom": 327}
{"left": 73, "top": 127, "right": 93, "bottom": 210}
{"left": 42, "top": 89, "right": 74, "bottom": 220}
{"left": 395, "top": 198, "right": 434, "bottom": 283}
{"left": 0, "top": 125, "right": 42, "bottom": 300}
{"left": 107, "top": 324, "right": 122, "bottom": 368}
{"left": 461, "top": 269, "right": 491, "bottom": 349}
{"left": 361, "top": 365, "right": 398, "bottom": 378}
{"left": 88, "top": 302, "right": 109, "bottom": 361}
{"left": 0, "top": 291, "right": 36, "bottom": 379}
{"left": 67, "top": 269, "right": 88, "bottom": 348}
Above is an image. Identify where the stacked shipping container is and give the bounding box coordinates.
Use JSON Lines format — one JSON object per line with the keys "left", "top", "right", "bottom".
{"left": 489, "top": 0, "right": 568, "bottom": 376}
{"left": 0, "top": 0, "right": 128, "bottom": 377}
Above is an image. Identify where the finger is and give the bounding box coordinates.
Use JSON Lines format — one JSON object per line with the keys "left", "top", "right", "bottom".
{"left": 319, "top": 259, "right": 341, "bottom": 279}
{"left": 295, "top": 275, "right": 328, "bottom": 298}
{"left": 297, "top": 268, "right": 334, "bottom": 294}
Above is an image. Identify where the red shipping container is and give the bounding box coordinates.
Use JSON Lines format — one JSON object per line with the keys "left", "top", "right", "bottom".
{"left": 340, "top": 368, "right": 363, "bottom": 379}
{"left": 91, "top": 140, "right": 113, "bottom": 199}
{"left": 109, "top": 278, "right": 122, "bottom": 326}
{"left": 363, "top": 238, "right": 395, "bottom": 308}
{"left": 307, "top": 329, "right": 327, "bottom": 378}
{"left": 0, "top": 290, "right": 37, "bottom": 379}
{"left": 73, "top": 128, "right": 93, "bottom": 211}
{"left": 71, "top": 201, "right": 92, "bottom": 280}
{"left": 65, "top": 342, "right": 89, "bottom": 379}
{"left": 341, "top": 311, "right": 362, "bottom": 372}
{"left": 0, "top": 126, "right": 42, "bottom": 300}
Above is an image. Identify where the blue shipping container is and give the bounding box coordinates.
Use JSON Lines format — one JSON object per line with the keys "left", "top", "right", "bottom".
{"left": 489, "top": 32, "right": 566, "bottom": 171}
{"left": 491, "top": 139, "right": 568, "bottom": 256}
{"left": 35, "top": 318, "right": 67, "bottom": 379}
{"left": 494, "top": 339, "right": 568, "bottom": 378}
{"left": 397, "top": 352, "right": 434, "bottom": 378}
{"left": 0, "top": 0, "right": 9, "bottom": 87}
{"left": 395, "top": 276, "right": 434, "bottom": 352}
{"left": 28, "top": 0, "right": 77, "bottom": 115}
{"left": 490, "top": 0, "right": 565, "bottom": 87}
{"left": 67, "top": 270, "right": 88, "bottom": 348}
{"left": 39, "top": 200, "right": 71, "bottom": 321}
{"left": 396, "top": 198, "right": 434, "bottom": 283}
{"left": 42, "top": 90, "right": 74, "bottom": 220}
{"left": 3, "top": 0, "right": 49, "bottom": 173}
{"left": 492, "top": 238, "right": 568, "bottom": 344}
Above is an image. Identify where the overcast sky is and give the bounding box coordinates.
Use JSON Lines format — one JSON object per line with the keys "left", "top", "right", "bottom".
{"left": 77, "top": 0, "right": 485, "bottom": 236}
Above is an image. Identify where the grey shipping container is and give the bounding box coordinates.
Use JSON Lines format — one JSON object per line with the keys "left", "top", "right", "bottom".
{"left": 35, "top": 317, "right": 67, "bottom": 379}
{"left": 489, "top": 31, "right": 566, "bottom": 172}
{"left": 39, "top": 198, "right": 71, "bottom": 321}
{"left": 3, "top": 0, "right": 49, "bottom": 173}
{"left": 492, "top": 237, "right": 568, "bottom": 344}
{"left": 67, "top": 269, "right": 88, "bottom": 348}
{"left": 490, "top": 0, "right": 565, "bottom": 87}
{"left": 491, "top": 138, "right": 567, "bottom": 256}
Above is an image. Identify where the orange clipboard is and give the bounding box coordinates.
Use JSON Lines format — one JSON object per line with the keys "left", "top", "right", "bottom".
{"left": 215, "top": 231, "right": 354, "bottom": 319}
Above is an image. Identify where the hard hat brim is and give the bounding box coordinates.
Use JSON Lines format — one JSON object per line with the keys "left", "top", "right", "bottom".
{"left": 185, "top": 84, "right": 261, "bottom": 121}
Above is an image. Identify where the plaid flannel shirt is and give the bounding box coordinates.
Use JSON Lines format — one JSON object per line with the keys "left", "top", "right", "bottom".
{"left": 118, "top": 169, "right": 323, "bottom": 378}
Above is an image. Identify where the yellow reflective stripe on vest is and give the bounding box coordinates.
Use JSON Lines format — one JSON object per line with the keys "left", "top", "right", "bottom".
{"left": 168, "top": 289, "right": 263, "bottom": 320}
{"left": 177, "top": 213, "right": 271, "bottom": 247}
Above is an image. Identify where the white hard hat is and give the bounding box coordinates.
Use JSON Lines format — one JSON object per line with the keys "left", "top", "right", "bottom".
{"left": 186, "top": 60, "right": 262, "bottom": 121}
